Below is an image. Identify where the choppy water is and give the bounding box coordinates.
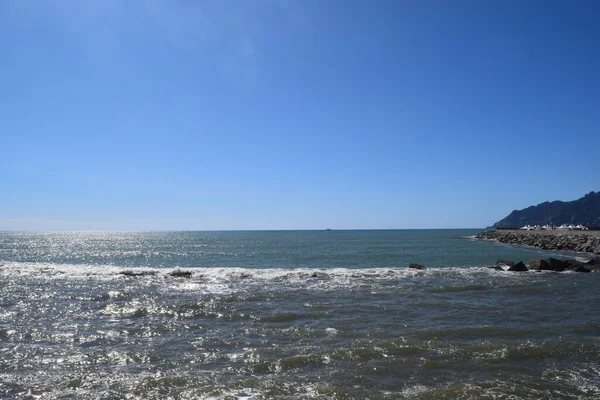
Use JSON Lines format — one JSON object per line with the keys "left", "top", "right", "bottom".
{"left": 1, "top": 230, "right": 599, "bottom": 399}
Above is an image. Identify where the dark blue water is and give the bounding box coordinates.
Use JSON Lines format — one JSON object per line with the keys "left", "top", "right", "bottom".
{"left": 1, "top": 230, "right": 599, "bottom": 399}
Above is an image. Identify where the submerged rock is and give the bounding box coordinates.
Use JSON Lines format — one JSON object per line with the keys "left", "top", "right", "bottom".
{"left": 119, "top": 270, "right": 156, "bottom": 277}
{"left": 496, "top": 259, "right": 514, "bottom": 267}
{"left": 508, "top": 261, "right": 528, "bottom": 272}
{"left": 169, "top": 270, "right": 192, "bottom": 278}
{"left": 409, "top": 263, "right": 426, "bottom": 270}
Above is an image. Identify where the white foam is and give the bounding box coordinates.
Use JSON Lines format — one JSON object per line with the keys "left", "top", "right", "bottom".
{"left": 545, "top": 362, "right": 600, "bottom": 396}
{"left": 0, "top": 261, "right": 559, "bottom": 296}
{"left": 205, "top": 388, "right": 264, "bottom": 400}
{"left": 325, "top": 327, "right": 338, "bottom": 336}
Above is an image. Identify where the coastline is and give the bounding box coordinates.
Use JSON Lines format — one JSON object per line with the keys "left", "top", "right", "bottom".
{"left": 475, "top": 229, "right": 600, "bottom": 255}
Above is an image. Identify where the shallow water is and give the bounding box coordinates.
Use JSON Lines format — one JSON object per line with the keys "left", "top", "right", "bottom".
{"left": 1, "top": 231, "right": 599, "bottom": 399}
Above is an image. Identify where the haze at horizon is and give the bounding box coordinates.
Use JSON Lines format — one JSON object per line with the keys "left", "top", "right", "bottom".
{"left": 1, "top": 0, "right": 599, "bottom": 231}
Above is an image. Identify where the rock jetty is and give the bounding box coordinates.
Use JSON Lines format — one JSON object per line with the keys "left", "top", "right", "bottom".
{"left": 475, "top": 230, "right": 600, "bottom": 255}
{"left": 496, "top": 257, "right": 598, "bottom": 272}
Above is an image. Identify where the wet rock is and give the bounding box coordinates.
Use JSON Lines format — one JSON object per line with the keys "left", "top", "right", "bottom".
{"left": 120, "top": 270, "right": 142, "bottom": 277}
{"left": 496, "top": 259, "right": 514, "bottom": 267}
{"left": 409, "top": 263, "right": 426, "bottom": 270}
{"left": 541, "top": 258, "right": 566, "bottom": 272}
{"left": 170, "top": 270, "right": 192, "bottom": 278}
{"left": 529, "top": 259, "right": 542, "bottom": 270}
{"left": 564, "top": 258, "right": 583, "bottom": 265}
{"left": 119, "top": 270, "right": 155, "bottom": 277}
{"left": 488, "top": 265, "right": 504, "bottom": 271}
{"left": 508, "top": 261, "right": 528, "bottom": 272}
{"left": 571, "top": 265, "right": 591, "bottom": 273}
{"left": 563, "top": 259, "right": 585, "bottom": 270}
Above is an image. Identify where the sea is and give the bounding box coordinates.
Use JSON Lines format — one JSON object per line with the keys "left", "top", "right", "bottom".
{"left": 1, "top": 230, "right": 599, "bottom": 399}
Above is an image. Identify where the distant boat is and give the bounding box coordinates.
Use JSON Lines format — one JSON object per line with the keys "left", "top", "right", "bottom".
{"left": 326, "top": 229, "right": 332, "bottom": 231}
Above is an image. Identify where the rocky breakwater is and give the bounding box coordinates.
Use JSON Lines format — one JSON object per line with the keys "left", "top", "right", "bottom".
{"left": 408, "top": 258, "right": 599, "bottom": 272}
{"left": 475, "top": 230, "right": 600, "bottom": 255}
{"left": 496, "top": 257, "right": 599, "bottom": 272}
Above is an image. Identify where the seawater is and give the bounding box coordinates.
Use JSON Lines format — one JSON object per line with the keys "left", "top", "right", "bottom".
{"left": 0, "top": 230, "right": 599, "bottom": 399}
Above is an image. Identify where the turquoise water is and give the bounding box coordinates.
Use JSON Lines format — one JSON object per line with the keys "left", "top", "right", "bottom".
{"left": 1, "top": 230, "right": 599, "bottom": 399}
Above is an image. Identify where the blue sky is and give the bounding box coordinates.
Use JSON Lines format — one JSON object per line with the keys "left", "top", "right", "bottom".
{"left": 1, "top": 0, "right": 599, "bottom": 230}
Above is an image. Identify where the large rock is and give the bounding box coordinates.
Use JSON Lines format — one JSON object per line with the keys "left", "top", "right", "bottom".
{"left": 508, "top": 261, "right": 528, "bottom": 272}
{"left": 587, "top": 261, "right": 600, "bottom": 272}
{"left": 563, "top": 258, "right": 584, "bottom": 267}
{"left": 571, "top": 265, "right": 591, "bottom": 273}
{"left": 541, "top": 258, "right": 566, "bottom": 272}
{"left": 563, "top": 259, "right": 586, "bottom": 270}
{"left": 409, "top": 263, "right": 426, "bottom": 270}
{"left": 529, "top": 259, "right": 542, "bottom": 270}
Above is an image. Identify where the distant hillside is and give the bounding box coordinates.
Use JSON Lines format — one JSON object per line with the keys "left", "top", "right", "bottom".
{"left": 493, "top": 191, "right": 600, "bottom": 228}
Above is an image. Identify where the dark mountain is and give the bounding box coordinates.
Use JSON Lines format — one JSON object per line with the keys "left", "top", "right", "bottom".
{"left": 493, "top": 191, "right": 600, "bottom": 228}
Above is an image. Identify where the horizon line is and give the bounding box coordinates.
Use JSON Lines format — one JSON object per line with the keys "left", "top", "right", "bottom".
{"left": 0, "top": 228, "right": 485, "bottom": 233}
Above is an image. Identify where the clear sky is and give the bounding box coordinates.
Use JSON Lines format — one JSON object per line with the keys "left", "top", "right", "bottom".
{"left": 1, "top": 0, "right": 599, "bottom": 230}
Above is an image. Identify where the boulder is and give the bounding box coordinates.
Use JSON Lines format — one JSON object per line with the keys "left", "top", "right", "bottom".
{"left": 563, "top": 259, "right": 584, "bottom": 269}
{"left": 488, "top": 265, "right": 504, "bottom": 271}
{"left": 571, "top": 265, "right": 591, "bottom": 273}
{"left": 409, "top": 263, "right": 426, "bottom": 270}
{"left": 587, "top": 262, "right": 600, "bottom": 272}
{"left": 529, "top": 259, "right": 542, "bottom": 270}
{"left": 496, "top": 259, "right": 514, "bottom": 267}
{"left": 541, "top": 258, "right": 566, "bottom": 272}
{"left": 508, "top": 261, "right": 528, "bottom": 272}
